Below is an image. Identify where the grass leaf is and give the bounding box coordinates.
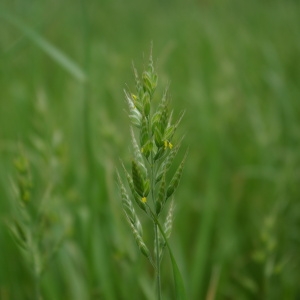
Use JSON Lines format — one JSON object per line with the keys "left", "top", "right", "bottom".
{"left": 1, "top": 12, "right": 87, "bottom": 82}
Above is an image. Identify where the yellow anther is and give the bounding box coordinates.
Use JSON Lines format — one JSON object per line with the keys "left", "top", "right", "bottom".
{"left": 164, "top": 140, "right": 173, "bottom": 150}
{"left": 164, "top": 140, "right": 168, "bottom": 150}
{"left": 141, "top": 197, "right": 147, "bottom": 203}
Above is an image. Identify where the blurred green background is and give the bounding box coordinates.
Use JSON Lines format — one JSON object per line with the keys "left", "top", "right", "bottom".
{"left": 1, "top": 0, "right": 300, "bottom": 299}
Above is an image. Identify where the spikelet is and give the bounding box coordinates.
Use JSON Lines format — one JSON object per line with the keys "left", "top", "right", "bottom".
{"left": 131, "top": 128, "right": 143, "bottom": 160}
{"left": 140, "top": 115, "right": 149, "bottom": 148}
{"left": 151, "top": 110, "right": 161, "bottom": 128}
{"left": 129, "top": 219, "right": 150, "bottom": 259}
{"left": 142, "top": 92, "right": 151, "bottom": 117}
{"left": 124, "top": 90, "right": 142, "bottom": 128}
{"left": 142, "top": 47, "right": 157, "bottom": 96}
{"left": 141, "top": 140, "right": 153, "bottom": 160}
{"left": 14, "top": 154, "right": 33, "bottom": 204}
{"left": 116, "top": 171, "right": 143, "bottom": 236}
{"left": 152, "top": 88, "right": 169, "bottom": 148}
{"left": 121, "top": 162, "right": 146, "bottom": 211}
{"left": 158, "top": 88, "right": 169, "bottom": 135}
{"left": 169, "top": 111, "right": 185, "bottom": 141}
{"left": 164, "top": 200, "right": 174, "bottom": 239}
{"left": 166, "top": 151, "right": 188, "bottom": 199}
{"left": 154, "top": 126, "right": 164, "bottom": 148}
{"left": 154, "top": 146, "right": 164, "bottom": 161}
{"left": 158, "top": 200, "right": 175, "bottom": 257}
{"left": 132, "top": 160, "right": 145, "bottom": 197}
{"left": 130, "top": 128, "right": 148, "bottom": 176}
{"left": 163, "top": 111, "right": 184, "bottom": 146}
{"left": 156, "top": 138, "right": 183, "bottom": 182}
{"left": 167, "top": 110, "right": 174, "bottom": 128}
{"left": 132, "top": 62, "right": 143, "bottom": 100}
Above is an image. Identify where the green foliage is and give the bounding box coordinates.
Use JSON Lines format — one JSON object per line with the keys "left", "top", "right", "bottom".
{"left": 0, "top": 0, "right": 300, "bottom": 299}
{"left": 7, "top": 148, "right": 69, "bottom": 300}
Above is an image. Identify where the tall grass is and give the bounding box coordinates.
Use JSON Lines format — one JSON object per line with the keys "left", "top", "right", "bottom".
{"left": 0, "top": 0, "right": 300, "bottom": 299}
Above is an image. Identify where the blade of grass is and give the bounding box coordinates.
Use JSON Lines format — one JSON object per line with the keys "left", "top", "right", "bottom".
{"left": 191, "top": 152, "right": 220, "bottom": 299}
{"left": 1, "top": 12, "right": 87, "bottom": 82}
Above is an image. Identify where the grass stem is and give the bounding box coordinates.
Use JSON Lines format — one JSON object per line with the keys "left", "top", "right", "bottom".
{"left": 151, "top": 152, "right": 162, "bottom": 300}
{"left": 154, "top": 223, "right": 162, "bottom": 300}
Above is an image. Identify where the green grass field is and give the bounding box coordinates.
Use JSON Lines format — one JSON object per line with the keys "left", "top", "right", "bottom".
{"left": 1, "top": 0, "right": 300, "bottom": 299}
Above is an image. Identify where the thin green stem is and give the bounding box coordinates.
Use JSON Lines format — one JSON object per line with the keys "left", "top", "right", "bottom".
{"left": 148, "top": 209, "right": 174, "bottom": 264}
{"left": 150, "top": 151, "right": 161, "bottom": 300}
{"left": 154, "top": 222, "right": 162, "bottom": 300}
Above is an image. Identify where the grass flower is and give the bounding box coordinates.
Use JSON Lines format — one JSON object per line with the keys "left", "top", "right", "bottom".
{"left": 117, "top": 47, "right": 187, "bottom": 300}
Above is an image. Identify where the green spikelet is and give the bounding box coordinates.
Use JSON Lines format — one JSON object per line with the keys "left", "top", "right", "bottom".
{"left": 158, "top": 89, "right": 169, "bottom": 134}
{"left": 142, "top": 71, "right": 152, "bottom": 95}
{"left": 132, "top": 63, "right": 143, "bottom": 99}
{"left": 152, "top": 88, "right": 168, "bottom": 146}
{"left": 167, "top": 110, "right": 174, "bottom": 127}
{"left": 156, "top": 173, "right": 166, "bottom": 215}
{"left": 163, "top": 125, "right": 174, "bottom": 142}
{"left": 129, "top": 220, "right": 150, "bottom": 259}
{"left": 140, "top": 115, "right": 149, "bottom": 148}
{"left": 117, "top": 171, "right": 143, "bottom": 236}
{"left": 151, "top": 110, "right": 161, "bottom": 130}
{"left": 132, "top": 160, "right": 145, "bottom": 197}
{"left": 158, "top": 200, "right": 175, "bottom": 257}
{"left": 121, "top": 162, "right": 134, "bottom": 191}
{"left": 164, "top": 200, "right": 174, "bottom": 239}
{"left": 142, "top": 48, "right": 157, "bottom": 96}
{"left": 141, "top": 140, "right": 153, "bottom": 160}
{"left": 156, "top": 139, "right": 183, "bottom": 182}
{"left": 166, "top": 151, "right": 188, "bottom": 199}
{"left": 133, "top": 190, "right": 147, "bottom": 211}
{"left": 128, "top": 111, "right": 142, "bottom": 128}
{"left": 142, "top": 92, "right": 151, "bottom": 117}
{"left": 154, "top": 146, "right": 164, "bottom": 161}
{"left": 170, "top": 110, "right": 185, "bottom": 140}
{"left": 154, "top": 126, "right": 164, "bottom": 148}
{"left": 122, "top": 162, "right": 146, "bottom": 211}
{"left": 14, "top": 154, "right": 33, "bottom": 204}
{"left": 148, "top": 45, "right": 155, "bottom": 74}
{"left": 124, "top": 90, "right": 142, "bottom": 128}
{"left": 131, "top": 128, "right": 143, "bottom": 161}
{"left": 130, "top": 128, "right": 148, "bottom": 175}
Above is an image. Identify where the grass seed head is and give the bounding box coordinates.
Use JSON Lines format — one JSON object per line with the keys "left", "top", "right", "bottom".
{"left": 118, "top": 48, "right": 186, "bottom": 286}
{"left": 166, "top": 151, "right": 188, "bottom": 199}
